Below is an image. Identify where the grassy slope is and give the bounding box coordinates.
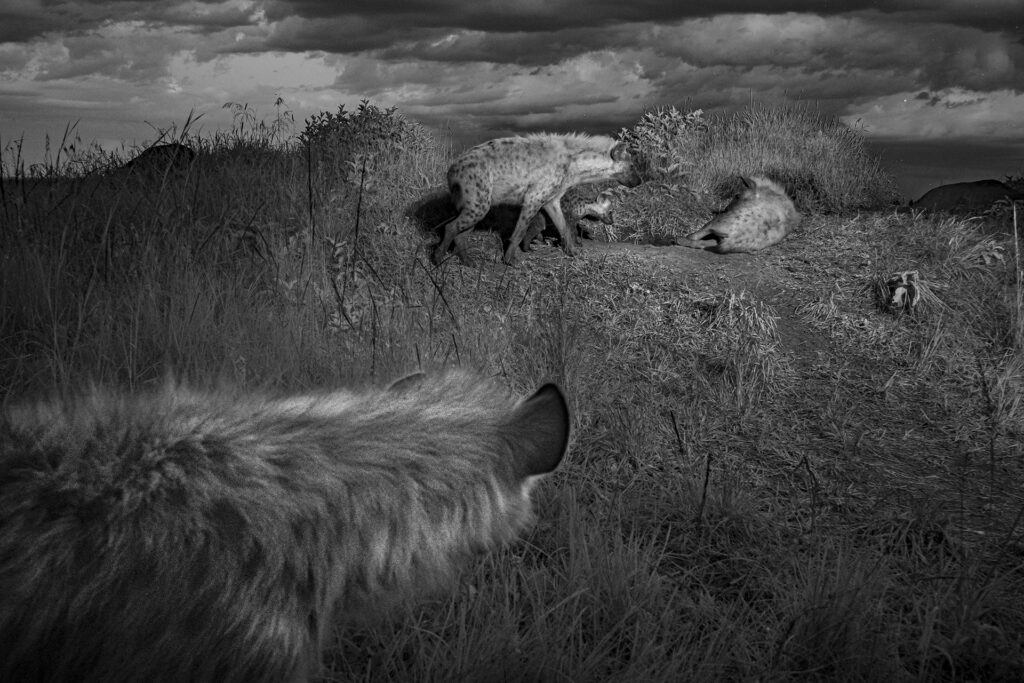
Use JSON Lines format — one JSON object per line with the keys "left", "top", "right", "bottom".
{"left": 2, "top": 105, "right": 1023, "bottom": 681}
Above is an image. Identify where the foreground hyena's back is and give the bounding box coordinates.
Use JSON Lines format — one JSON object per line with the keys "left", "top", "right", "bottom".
{"left": 433, "top": 133, "right": 641, "bottom": 266}
{"left": 679, "top": 175, "right": 799, "bottom": 254}
{"left": 0, "top": 370, "right": 569, "bottom": 683}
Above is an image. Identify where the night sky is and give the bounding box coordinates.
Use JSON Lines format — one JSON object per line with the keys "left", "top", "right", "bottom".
{"left": 2, "top": 0, "right": 1023, "bottom": 199}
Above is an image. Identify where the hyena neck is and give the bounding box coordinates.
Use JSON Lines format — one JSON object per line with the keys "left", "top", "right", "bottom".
{"left": 570, "top": 160, "right": 618, "bottom": 185}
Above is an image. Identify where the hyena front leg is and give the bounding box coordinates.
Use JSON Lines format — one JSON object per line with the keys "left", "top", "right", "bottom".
{"left": 503, "top": 196, "right": 547, "bottom": 265}
{"left": 540, "top": 199, "right": 577, "bottom": 257}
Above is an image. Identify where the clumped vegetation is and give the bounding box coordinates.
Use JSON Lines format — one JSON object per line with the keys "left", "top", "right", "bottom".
{"left": 2, "top": 99, "right": 1023, "bottom": 681}
{"left": 615, "top": 103, "right": 902, "bottom": 244}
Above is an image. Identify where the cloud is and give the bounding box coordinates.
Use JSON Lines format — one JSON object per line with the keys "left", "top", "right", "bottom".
{"left": 0, "top": 0, "right": 261, "bottom": 46}
{"left": 1, "top": 0, "right": 1022, "bottom": 174}
{"left": 3, "top": 1, "right": 1021, "bottom": 48}
{"left": 849, "top": 87, "right": 1024, "bottom": 141}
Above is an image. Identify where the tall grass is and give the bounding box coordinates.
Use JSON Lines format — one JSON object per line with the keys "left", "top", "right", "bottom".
{"left": 2, "top": 100, "right": 1023, "bottom": 681}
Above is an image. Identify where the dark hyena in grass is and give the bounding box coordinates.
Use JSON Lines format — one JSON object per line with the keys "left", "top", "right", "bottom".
{"left": 432, "top": 133, "right": 642, "bottom": 266}
{"left": 0, "top": 370, "right": 569, "bottom": 683}
{"left": 116, "top": 142, "right": 196, "bottom": 177}
{"left": 910, "top": 179, "right": 1024, "bottom": 214}
{"left": 679, "top": 175, "right": 800, "bottom": 254}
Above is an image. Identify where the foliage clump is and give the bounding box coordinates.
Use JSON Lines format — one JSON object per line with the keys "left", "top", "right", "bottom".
{"left": 300, "top": 99, "right": 434, "bottom": 160}
{"left": 618, "top": 102, "right": 901, "bottom": 215}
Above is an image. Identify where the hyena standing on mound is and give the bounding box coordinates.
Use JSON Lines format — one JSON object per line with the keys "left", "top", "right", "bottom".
{"left": 678, "top": 175, "right": 800, "bottom": 254}
{"left": 0, "top": 370, "right": 570, "bottom": 683}
{"left": 432, "top": 133, "right": 642, "bottom": 266}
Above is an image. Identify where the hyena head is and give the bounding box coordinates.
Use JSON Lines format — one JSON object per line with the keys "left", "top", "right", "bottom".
{"left": 729, "top": 175, "right": 793, "bottom": 213}
{"left": 384, "top": 371, "right": 568, "bottom": 500}
{"left": 609, "top": 143, "right": 642, "bottom": 188}
{"left": 580, "top": 190, "right": 616, "bottom": 225}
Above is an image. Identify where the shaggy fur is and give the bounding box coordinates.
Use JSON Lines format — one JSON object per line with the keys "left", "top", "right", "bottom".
{"left": 0, "top": 370, "right": 569, "bottom": 683}
{"left": 680, "top": 175, "right": 800, "bottom": 254}
{"left": 432, "top": 133, "right": 641, "bottom": 266}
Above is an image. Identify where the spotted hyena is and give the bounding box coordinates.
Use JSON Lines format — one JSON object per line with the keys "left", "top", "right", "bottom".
{"left": 910, "top": 179, "right": 1024, "bottom": 214}
{"left": 679, "top": 175, "right": 800, "bottom": 254}
{"left": 432, "top": 133, "right": 642, "bottom": 266}
{"left": 116, "top": 142, "right": 195, "bottom": 177}
{"left": 0, "top": 370, "right": 569, "bottom": 683}
{"left": 522, "top": 189, "right": 617, "bottom": 250}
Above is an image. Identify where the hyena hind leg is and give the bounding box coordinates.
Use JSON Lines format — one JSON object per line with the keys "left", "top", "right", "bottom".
{"left": 677, "top": 226, "right": 722, "bottom": 250}
{"left": 433, "top": 203, "right": 489, "bottom": 266}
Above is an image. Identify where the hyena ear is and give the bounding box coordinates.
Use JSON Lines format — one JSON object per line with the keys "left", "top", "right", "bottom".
{"left": 387, "top": 372, "right": 426, "bottom": 393}
{"left": 507, "top": 383, "right": 570, "bottom": 477}
{"left": 610, "top": 142, "right": 631, "bottom": 161}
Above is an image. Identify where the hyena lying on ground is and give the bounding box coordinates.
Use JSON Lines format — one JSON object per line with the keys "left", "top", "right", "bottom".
{"left": 678, "top": 175, "right": 800, "bottom": 254}
{"left": 522, "top": 189, "right": 616, "bottom": 250}
{"left": 432, "top": 133, "right": 642, "bottom": 266}
{"left": 0, "top": 370, "right": 569, "bottom": 683}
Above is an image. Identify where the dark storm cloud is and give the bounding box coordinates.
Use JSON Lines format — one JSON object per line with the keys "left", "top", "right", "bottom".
{"left": 372, "top": 26, "right": 633, "bottom": 67}
{"left": 259, "top": 0, "right": 1023, "bottom": 41}
{"left": 151, "top": 3, "right": 263, "bottom": 34}
{"left": 253, "top": 4, "right": 1022, "bottom": 104}
{"left": 346, "top": 11, "right": 1020, "bottom": 108}
{"left": 256, "top": 16, "right": 436, "bottom": 54}
{"left": 641, "top": 13, "right": 1023, "bottom": 92}
{"left": 0, "top": 0, "right": 85, "bottom": 42}
{"left": 0, "top": 0, "right": 255, "bottom": 43}
{"left": 4, "top": 1, "right": 1019, "bottom": 52}
{"left": 890, "top": 0, "right": 1024, "bottom": 34}
{"left": 32, "top": 29, "right": 188, "bottom": 82}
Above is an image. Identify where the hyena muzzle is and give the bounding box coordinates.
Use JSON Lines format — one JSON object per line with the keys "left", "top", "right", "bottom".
{"left": 0, "top": 370, "right": 570, "bottom": 683}
{"left": 432, "top": 133, "right": 641, "bottom": 267}
{"left": 678, "top": 175, "right": 800, "bottom": 254}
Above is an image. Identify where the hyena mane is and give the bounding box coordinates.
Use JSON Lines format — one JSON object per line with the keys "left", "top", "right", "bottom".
{"left": 0, "top": 370, "right": 569, "bottom": 683}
